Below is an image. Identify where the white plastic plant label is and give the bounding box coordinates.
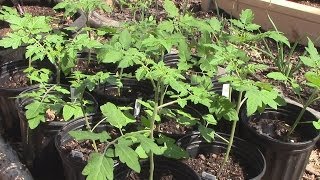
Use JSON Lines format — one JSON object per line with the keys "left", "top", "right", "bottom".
{"left": 202, "top": 171, "right": 216, "bottom": 180}
{"left": 134, "top": 98, "right": 141, "bottom": 118}
{"left": 222, "top": 84, "right": 230, "bottom": 98}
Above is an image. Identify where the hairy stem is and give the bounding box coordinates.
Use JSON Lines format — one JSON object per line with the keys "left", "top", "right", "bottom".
{"left": 287, "top": 89, "right": 318, "bottom": 137}
{"left": 149, "top": 82, "right": 160, "bottom": 180}
{"left": 80, "top": 100, "right": 98, "bottom": 152}
{"left": 217, "top": 91, "right": 243, "bottom": 177}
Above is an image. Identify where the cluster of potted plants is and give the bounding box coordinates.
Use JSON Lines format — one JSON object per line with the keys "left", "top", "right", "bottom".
{"left": 0, "top": 0, "right": 319, "bottom": 180}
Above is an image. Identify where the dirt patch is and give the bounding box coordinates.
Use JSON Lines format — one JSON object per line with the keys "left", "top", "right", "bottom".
{"left": 289, "top": 0, "right": 320, "bottom": 8}
{"left": 303, "top": 148, "right": 320, "bottom": 180}
{"left": 157, "top": 119, "right": 194, "bottom": 136}
{"left": 0, "top": 71, "right": 29, "bottom": 88}
{"left": 183, "top": 152, "right": 246, "bottom": 180}
{"left": 124, "top": 170, "right": 174, "bottom": 180}
{"left": 248, "top": 117, "right": 303, "bottom": 143}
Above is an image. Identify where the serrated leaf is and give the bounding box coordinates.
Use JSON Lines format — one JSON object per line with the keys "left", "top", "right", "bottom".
{"left": 100, "top": 51, "right": 123, "bottom": 63}
{"left": 135, "top": 134, "right": 163, "bottom": 155}
{"left": 135, "top": 67, "right": 147, "bottom": 81}
{"left": 163, "top": 0, "right": 179, "bottom": 18}
{"left": 135, "top": 145, "right": 148, "bottom": 159}
{"left": 312, "top": 120, "right": 320, "bottom": 130}
{"left": 115, "top": 143, "right": 140, "bottom": 173}
{"left": 100, "top": 102, "right": 135, "bottom": 129}
{"left": 267, "top": 72, "right": 288, "bottom": 81}
{"left": 245, "top": 90, "right": 262, "bottom": 116}
{"left": 300, "top": 56, "right": 317, "bottom": 68}
{"left": 28, "top": 115, "right": 44, "bottom": 129}
{"left": 208, "top": 17, "right": 221, "bottom": 32}
{"left": 240, "top": 9, "right": 254, "bottom": 24}
{"left": 202, "top": 114, "right": 217, "bottom": 125}
{"left": 305, "top": 72, "right": 320, "bottom": 87}
{"left": 198, "top": 124, "right": 215, "bottom": 142}
{"left": 63, "top": 104, "right": 75, "bottom": 121}
{"left": 69, "top": 131, "right": 111, "bottom": 142}
{"left": 82, "top": 153, "right": 114, "bottom": 180}
{"left": 162, "top": 142, "right": 188, "bottom": 159}
{"left": 177, "top": 99, "right": 187, "bottom": 108}
{"left": 119, "top": 29, "right": 132, "bottom": 49}
{"left": 268, "top": 31, "right": 290, "bottom": 47}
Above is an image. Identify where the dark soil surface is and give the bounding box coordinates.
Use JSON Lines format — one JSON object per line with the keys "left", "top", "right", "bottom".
{"left": 289, "top": 0, "right": 320, "bottom": 8}
{"left": 183, "top": 152, "right": 246, "bottom": 180}
{"left": 157, "top": 119, "right": 193, "bottom": 135}
{"left": 125, "top": 170, "right": 175, "bottom": 180}
{"left": 74, "top": 58, "right": 115, "bottom": 74}
{"left": 248, "top": 117, "right": 303, "bottom": 143}
{"left": 0, "top": 71, "right": 29, "bottom": 88}
{"left": 61, "top": 139, "right": 107, "bottom": 162}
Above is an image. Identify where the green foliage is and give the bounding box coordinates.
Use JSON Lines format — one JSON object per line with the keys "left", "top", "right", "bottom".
{"left": 100, "top": 102, "right": 135, "bottom": 129}
{"left": 54, "top": 0, "right": 111, "bottom": 17}
{"left": 0, "top": 6, "right": 51, "bottom": 49}
{"left": 19, "top": 84, "right": 94, "bottom": 129}
{"left": 82, "top": 153, "right": 114, "bottom": 180}
{"left": 313, "top": 119, "right": 320, "bottom": 130}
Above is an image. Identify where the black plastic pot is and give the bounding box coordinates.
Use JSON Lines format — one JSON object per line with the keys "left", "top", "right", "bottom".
{"left": 115, "top": 157, "right": 201, "bottom": 180}
{"left": 94, "top": 78, "right": 154, "bottom": 106}
{"left": 178, "top": 132, "right": 266, "bottom": 180}
{"left": 55, "top": 114, "right": 117, "bottom": 180}
{"left": 240, "top": 102, "right": 320, "bottom": 180}
{"left": 16, "top": 85, "right": 98, "bottom": 179}
{"left": 0, "top": 135, "right": 33, "bottom": 180}
{"left": 0, "top": 60, "right": 54, "bottom": 138}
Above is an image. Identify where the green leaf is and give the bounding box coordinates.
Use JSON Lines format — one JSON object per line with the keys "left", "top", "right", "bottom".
{"left": 28, "top": 115, "right": 44, "bottom": 129}
{"left": 115, "top": 143, "right": 140, "bottom": 173}
{"left": 267, "top": 72, "right": 288, "bottom": 81}
{"left": 82, "top": 153, "right": 114, "bottom": 180}
{"left": 198, "top": 124, "right": 215, "bottom": 142}
{"left": 300, "top": 56, "right": 317, "bottom": 68}
{"left": 305, "top": 72, "right": 320, "bottom": 87}
{"left": 135, "top": 67, "right": 147, "bottom": 81}
{"left": 135, "top": 145, "right": 148, "bottom": 159}
{"left": 25, "top": 101, "right": 43, "bottom": 119}
{"left": 208, "top": 17, "right": 221, "bottom": 32}
{"left": 119, "top": 29, "right": 132, "bottom": 49}
{"left": 63, "top": 104, "right": 75, "bottom": 121}
{"left": 135, "top": 134, "right": 163, "bottom": 155}
{"left": 312, "top": 119, "right": 320, "bottom": 130}
{"left": 163, "top": 0, "right": 179, "bottom": 18}
{"left": 245, "top": 90, "right": 262, "bottom": 116}
{"left": 202, "top": 114, "right": 217, "bottom": 125}
{"left": 100, "top": 102, "right": 135, "bottom": 128}
{"left": 240, "top": 9, "right": 254, "bottom": 24}
{"left": 69, "top": 131, "right": 111, "bottom": 142}
{"left": 177, "top": 99, "right": 187, "bottom": 108}
{"left": 162, "top": 142, "right": 188, "bottom": 159}
{"left": 268, "top": 31, "right": 290, "bottom": 47}
{"left": 100, "top": 51, "right": 123, "bottom": 63}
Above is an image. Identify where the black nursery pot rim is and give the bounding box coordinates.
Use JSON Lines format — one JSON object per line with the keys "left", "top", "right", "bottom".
{"left": 0, "top": 60, "right": 44, "bottom": 92}
{"left": 240, "top": 102, "right": 320, "bottom": 147}
{"left": 55, "top": 113, "right": 108, "bottom": 166}
{"left": 178, "top": 132, "right": 266, "bottom": 180}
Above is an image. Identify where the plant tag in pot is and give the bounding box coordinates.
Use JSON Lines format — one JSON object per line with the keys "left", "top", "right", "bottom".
{"left": 202, "top": 171, "right": 216, "bottom": 180}
{"left": 134, "top": 98, "right": 141, "bottom": 118}
{"left": 222, "top": 84, "right": 230, "bottom": 98}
